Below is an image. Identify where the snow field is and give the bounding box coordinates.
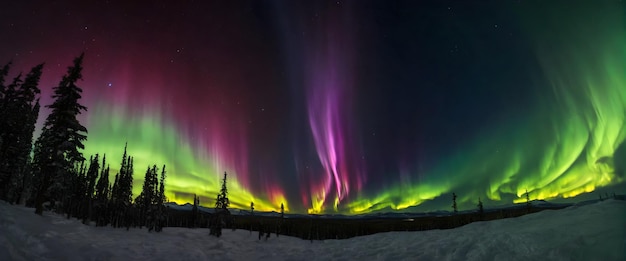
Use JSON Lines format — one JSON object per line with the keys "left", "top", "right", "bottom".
{"left": 1, "top": 199, "right": 624, "bottom": 261}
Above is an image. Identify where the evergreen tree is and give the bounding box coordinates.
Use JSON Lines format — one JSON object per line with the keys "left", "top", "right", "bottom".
{"left": 0, "top": 63, "right": 42, "bottom": 203}
{"left": 82, "top": 154, "right": 100, "bottom": 224}
{"left": 0, "top": 61, "right": 10, "bottom": 91}
{"left": 477, "top": 197, "right": 484, "bottom": 220}
{"left": 154, "top": 165, "right": 166, "bottom": 232}
{"left": 278, "top": 202, "right": 285, "bottom": 237}
{"left": 137, "top": 164, "right": 161, "bottom": 231}
{"left": 452, "top": 192, "right": 458, "bottom": 213}
{"left": 525, "top": 189, "right": 531, "bottom": 213}
{"left": 109, "top": 143, "right": 134, "bottom": 228}
{"left": 210, "top": 171, "right": 230, "bottom": 237}
{"left": 249, "top": 201, "right": 254, "bottom": 234}
{"left": 137, "top": 165, "right": 156, "bottom": 228}
{"left": 94, "top": 154, "right": 110, "bottom": 226}
{"left": 67, "top": 159, "right": 87, "bottom": 219}
{"left": 12, "top": 98, "right": 40, "bottom": 204}
{"left": 0, "top": 61, "right": 11, "bottom": 156}
{"left": 32, "top": 54, "right": 87, "bottom": 215}
{"left": 94, "top": 154, "right": 109, "bottom": 203}
{"left": 0, "top": 61, "right": 13, "bottom": 150}
{"left": 0, "top": 74, "right": 19, "bottom": 200}
{"left": 216, "top": 171, "right": 229, "bottom": 210}
{"left": 192, "top": 194, "right": 200, "bottom": 228}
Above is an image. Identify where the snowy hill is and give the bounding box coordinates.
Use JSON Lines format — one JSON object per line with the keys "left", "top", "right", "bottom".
{"left": 1, "top": 199, "right": 625, "bottom": 260}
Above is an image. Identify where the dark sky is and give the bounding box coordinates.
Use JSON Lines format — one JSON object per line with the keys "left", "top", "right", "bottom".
{"left": 1, "top": 0, "right": 624, "bottom": 213}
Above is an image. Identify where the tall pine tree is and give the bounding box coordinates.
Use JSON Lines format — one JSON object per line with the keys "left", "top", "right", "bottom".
{"left": 82, "top": 154, "right": 100, "bottom": 224}
{"left": 32, "top": 54, "right": 87, "bottom": 215}
{"left": 137, "top": 165, "right": 157, "bottom": 229}
{"left": 0, "top": 61, "right": 12, "bottom": 150}
{"left": 155, "top": 165, "right": 166, "bottom": 232}
{"left": 215, "top": 171, "right": 229, "bottom": 210}
{"left": 0, "top": 64, "right": 43, "bottom": 203}
{"left": 94, "top": 154, "right": 110, "bottom": 226}
{"left": 110, "top": 143, "right": 134, "bottom": 228}
{"left": 210, "top": 171, "right": 230, "bottom": 237}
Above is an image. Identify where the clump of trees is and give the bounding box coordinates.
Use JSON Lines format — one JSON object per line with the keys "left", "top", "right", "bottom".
{"left": 0, "top": 54, "right": 168, "bottom": 233}
{"left": 136, "top": 164, "right": 167, "bottom": 232}
{"left": 31, "top": 54, "right": 88, "bottom": 216}
{"left": 0, "top": 61, "right": 42, "bottom": 204}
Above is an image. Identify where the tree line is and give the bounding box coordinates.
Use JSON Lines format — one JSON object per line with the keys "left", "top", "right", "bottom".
{"left": 0, "top": 54, "right": 167, "bottom": 232}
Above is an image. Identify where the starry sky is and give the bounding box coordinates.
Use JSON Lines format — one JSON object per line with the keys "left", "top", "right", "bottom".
{"left": 1, "top": 0, "right": 624, "bottom": 214}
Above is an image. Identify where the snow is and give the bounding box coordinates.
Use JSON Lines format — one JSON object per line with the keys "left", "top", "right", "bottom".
{"left": 1, "top": 199, "right": 624, "bottom": 261}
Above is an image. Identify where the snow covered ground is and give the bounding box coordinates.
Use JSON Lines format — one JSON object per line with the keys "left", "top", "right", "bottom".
{"left": 1, "top": 199, "right": 624, "bottom": 261}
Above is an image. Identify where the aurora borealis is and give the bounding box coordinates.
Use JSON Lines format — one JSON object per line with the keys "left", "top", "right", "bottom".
{"left": 1, "top": 0, "right": 624, "bottom": 214}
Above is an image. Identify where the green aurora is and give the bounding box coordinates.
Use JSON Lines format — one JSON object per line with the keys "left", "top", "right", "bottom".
{"left": 347, "top": 2, "right": 625, "bottom": 213}
{"left": 68, "top": 2, "right": 626, "bottom": 214}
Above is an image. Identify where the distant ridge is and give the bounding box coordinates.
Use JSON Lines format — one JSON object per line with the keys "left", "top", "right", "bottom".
{"left": 164, "top": 196, "right": 624, "bottom": 220}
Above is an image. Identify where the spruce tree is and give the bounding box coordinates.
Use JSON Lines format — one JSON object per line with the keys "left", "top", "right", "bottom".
{"left": 0, "top": 61, "right": 13, "bottom": 148}
{"left": 32, "top": 54, "right": 87, "bottom": 215}
{"left": 0, "top": 61, "right": 12, "bottom": 155}
{"left": 525, "top": 189, "right": 531, "bottom": 213}
{"left": 109, "top": 143, "right": 134, "bottom": 228}
{"left": 210, "top": 171, "right": 230, "bottom": 237}
{"left": 68, "top": 159, "right": 87, "bottom": 219}
{"left": 452, "top": 192, "right": 458, "bottom": 213}
{"left": 216, "top": 171, "right": 229, "bottom": 210}
{"left": 137, "top": 166, "right": 155, "bottom": 228}
{"left": 0, "top": 64, "right": 42, "bottom": 203}
{"left": 83, "top": 154, "right": 100, "bottom": 224}
{"left": 155, "top": 165, "right": 166, "bottom": 232}
{"left": 192, "top": 194, "right": 199, "bottom": 228}
{"left": 158, "top": 165, "right": 166, "bottom": 205}
{"left": 137, "top": 165, "right": 158, "bottom": 230}
{"left": 94, "top": 154, "right": 110, "bottom": 226}
{"left": 94, "top": 154, "right": 109, "bottom": 203}
{"left": 0, "top": 61, "right": 10, "bottom": 90}
{"left": 477, "top": 197, "right": 484, "bottom": 220}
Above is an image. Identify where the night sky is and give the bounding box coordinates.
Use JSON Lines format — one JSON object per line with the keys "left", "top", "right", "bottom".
{"left": 1, "top": 0, "right": 624, "bottom": 214}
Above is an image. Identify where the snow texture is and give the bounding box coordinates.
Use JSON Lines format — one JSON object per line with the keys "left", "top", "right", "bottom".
{"left": 1, "top": 199, "right": 624, "bottom": 261}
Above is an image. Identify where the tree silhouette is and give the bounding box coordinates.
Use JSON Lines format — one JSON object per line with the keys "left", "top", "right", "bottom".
{"left": 525, "top": 189, "right": 531, "bottom": 213}
{"left": 191, "top": 194, "right": 200, "bottom": 228}
{"left": 137, "top": 165, "right": 157, "bottom": 229}
{"left": 215, "top": 171, "right": 229, "bottom": 210}
{"left": 477, "top": 197, "right": 484, "bottom": 220}
{"left": 109, "top": 143, "right": 134, "bottom": 228}
{"left": 0, "top": 63, "right": 42, "bottom": 203}
{"left": 210, "top": 171, "right": 230, "bottom": 237}
{"left": 83, "top": 154, "right": 100, "bottom": 224}
{"left": 452, "top": 192, "right": 458, "bottom": 213}
{"left": 32, "top": 54, "right": 87, "bottom": 215}
{"left": 154, "top": 165, "right": 166, "bottom": 232}
{"left": 94, "top": 154, "right": 110, "bottom": 226}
